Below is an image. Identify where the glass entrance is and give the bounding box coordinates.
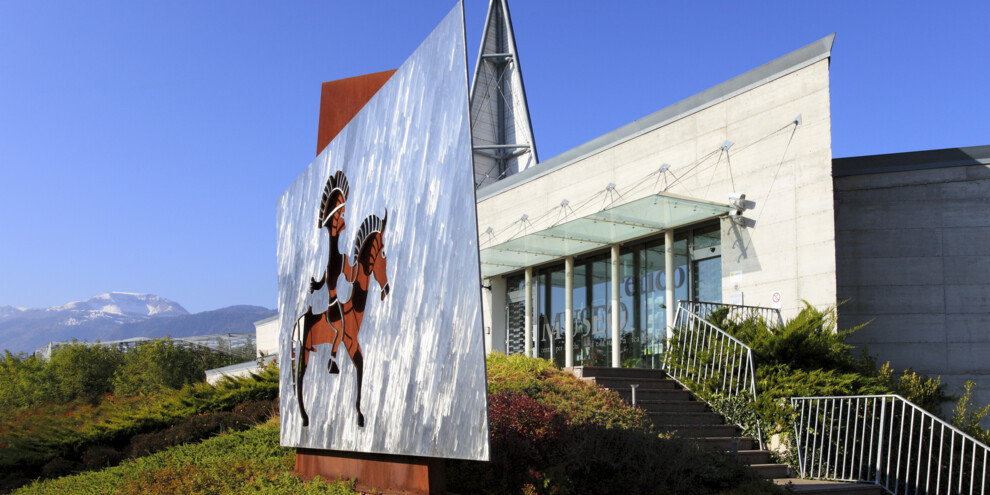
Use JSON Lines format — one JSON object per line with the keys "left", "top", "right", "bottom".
{"left": 506, "top": 222, "right": 722, "bottom": 368}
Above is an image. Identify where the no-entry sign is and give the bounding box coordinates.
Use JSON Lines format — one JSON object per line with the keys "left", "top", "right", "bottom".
{"left": 770, "top": 290, "right": 782, "bottom": 309}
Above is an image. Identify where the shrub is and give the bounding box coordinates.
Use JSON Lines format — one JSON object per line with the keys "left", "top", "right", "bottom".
{"left": 667, "top": 303, "right": 961, "bottom": 466}
{"left": 0, "top": 366, "right": 279, "bottom": 491}
{"left": 486, "top": 353, "right": 652, "bottom": 432}
{"left": 1, "top": 338, "right": 248, "bottom": 411}
{"left": 112, "top": 339, "right": 233, "bottom": 397}
{"left": 1, "top": 352, "right": 60, "bottom": 409}
{"left": 79, "top": 445, "right": 123, "bottom": 471}
{"left": 48, "top": 342, "right": 125, "bottom": 404}
{"left": 232, "top": 399, "right": 278, "bottom": 424}
{"left": 15, "top": 419, "right": 360, "bottom": 495}
{"left": 38, "top": 456, "right": 77, "bottom": 479}
{"left": 127, "top": 408, "right": 255, "bottom": 458}
{"left": 447, "top": 354, "right": 785, "bottom": 495}
{"left": 952, "top": 381, "right": 990, "bottom": 444}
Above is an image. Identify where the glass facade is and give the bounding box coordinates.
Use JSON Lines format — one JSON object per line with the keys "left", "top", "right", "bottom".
{"left": 505, "top": 222, "right": 722, "bottom": 368}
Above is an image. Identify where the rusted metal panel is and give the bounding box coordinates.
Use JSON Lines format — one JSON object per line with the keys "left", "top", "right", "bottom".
{"left": 296, "top": 448, "right": 445, "bottom": 495}
{"left": 316, "top": 69, "right": 396, "bottom": 156}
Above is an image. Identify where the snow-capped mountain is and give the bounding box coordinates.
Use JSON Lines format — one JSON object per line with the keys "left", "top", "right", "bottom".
{"left": 0, "top": 305, "right": 26, "bottom": 319}
{"left": 46, "top": 292, "right": 188, "bottom": 324}
{"left": 0, "top": 293, "right": 274, "bottom": 354}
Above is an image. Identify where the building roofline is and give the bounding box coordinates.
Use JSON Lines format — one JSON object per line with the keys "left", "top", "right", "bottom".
{"left": 254, "top": 314, "right": 278, "bottom": 326}
{"left": 477, "top": 33, "right": 835, "bottom": 201}
{"left": 833, "top": 145, "right": 990, "bottom": 177}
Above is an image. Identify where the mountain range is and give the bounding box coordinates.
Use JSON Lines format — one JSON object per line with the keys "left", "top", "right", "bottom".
{"left": 0, "top": 292, "right": 276, "bottom": 354}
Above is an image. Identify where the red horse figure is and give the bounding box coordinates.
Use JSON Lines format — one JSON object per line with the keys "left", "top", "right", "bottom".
{"left": 292, "top": 171, "right": 390, "bottom": 428}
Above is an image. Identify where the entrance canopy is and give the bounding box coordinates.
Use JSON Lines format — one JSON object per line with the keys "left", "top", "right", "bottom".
{"left": 480, "top": 193, "right": 732, "bottom": 278}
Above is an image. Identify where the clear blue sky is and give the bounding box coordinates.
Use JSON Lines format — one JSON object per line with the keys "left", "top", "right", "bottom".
{"left": 1, "top": 1, "right": 987, "bottom": 313}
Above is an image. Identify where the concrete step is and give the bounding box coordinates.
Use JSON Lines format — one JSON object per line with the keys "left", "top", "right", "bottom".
{"left": 659, "top": 424, "right": 740, "bottom": 437}
{"left": 637, "top": 399, "right": 710, "bottom": 413}
{"left": 570, "top": 366, "right": 668, "bottom": 379}
{"left": 614, "top": 388, "right": 693, "bottom": 402}
{"left": 773, "top": 478, "right": 883, "bottom": 494}
{"left": 588, "top": 377, "right": 679, "bottom": 391}
{"left": 587, "top": 375, "right": 679, "bottom": 387}
{"left": 748, "top": 463, "right": 790, "bottom": 479}
{"left": 691, "top": 436, "right": 756, "bottom": 451}
{"left": 734, "top": 449, "right": 772, "bottom": 465}
{"left": 649, "top": 412, "right": 724, "bottom": 425}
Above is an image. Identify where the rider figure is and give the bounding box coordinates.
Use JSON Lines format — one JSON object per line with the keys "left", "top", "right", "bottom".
{"left": 310, "top": 171, "right": 351, "bottom": 303}
{"left": 308, "top": 171, "right": 353, "bottom": 375}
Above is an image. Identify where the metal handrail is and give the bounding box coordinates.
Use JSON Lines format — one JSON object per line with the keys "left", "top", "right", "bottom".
{"left": 679, "top": 299, "right": 783, "bottom": 328}
{"left": 791, "top": 395, "right": 990, "bottom": 494}
{"left": 665, "top": 301, "right": 763, "bottom": 448}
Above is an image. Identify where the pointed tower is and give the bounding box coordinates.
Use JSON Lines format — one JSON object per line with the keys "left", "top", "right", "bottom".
{"left": 470, "top": 0, "right": 539, "bottom": 189}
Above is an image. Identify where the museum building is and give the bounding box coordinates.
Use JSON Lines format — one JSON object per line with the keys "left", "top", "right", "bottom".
{"left": 470, "top": 2, "right": 990, "bottom": 403}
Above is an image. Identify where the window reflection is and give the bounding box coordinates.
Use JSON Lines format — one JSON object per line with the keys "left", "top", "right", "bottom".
{"left": 520, "top": 223, "right": 721, "bottom": 369}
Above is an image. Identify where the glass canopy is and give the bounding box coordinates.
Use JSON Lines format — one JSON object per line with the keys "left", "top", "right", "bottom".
{"left": 480, "top": 193, "right": 731, "bottom": 278}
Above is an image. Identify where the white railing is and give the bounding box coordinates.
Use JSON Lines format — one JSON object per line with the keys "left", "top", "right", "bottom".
{"left": 665, "top": 302, "right": 762, "bottom": 447}
{"left": 792, "top": 395, "right": 990, "bottom": 494}
{"left": 680, "top": 300, "right": 783, "bottom": 329}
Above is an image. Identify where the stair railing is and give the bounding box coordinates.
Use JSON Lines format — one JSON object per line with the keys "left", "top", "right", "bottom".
{"left": 791, "top": 395, "right": 990, "bottom": 494}
{"left": 680, "top": 300, "right": 783, "bottom": 329}
{"left": 665, "top": 301, "right": 763, "bottom": 448}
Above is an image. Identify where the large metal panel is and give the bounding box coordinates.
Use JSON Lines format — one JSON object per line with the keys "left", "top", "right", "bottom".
{"left": 277, "top": 4, "right": 489, "bottom": 461}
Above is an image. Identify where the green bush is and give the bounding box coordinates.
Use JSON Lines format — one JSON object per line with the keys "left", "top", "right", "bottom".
{"left": 13, "top": 419, "right": 358, "bottom": 495}
{"left": 485, "top": 353, "right": 652, "bottom": 432}
{"left": 447, "top": 354, "right": 786, "bottom": 495}
{"left": 666, "top": 303, "right": 953, "bottom": 457}
{"left": 1, "top": 352, "right": 61, "bottom": 409}
{"left": 0, "top": 367, "right": 278, "bottom": 491}
{"left": 952, "top": 381, "right": 990, "bottom": 444}
{"left": 48, "top": 343, "right": 125, "bottom": 404}
{"left": 1, "top": 338, "right": 249, "bottom": 411}
{"left": 112, "top": 339, "right": 237, "bottom": 396}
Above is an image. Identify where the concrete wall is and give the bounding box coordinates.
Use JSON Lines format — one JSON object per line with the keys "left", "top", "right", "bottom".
{"left": 254, "top": 317, "right": 279, "bottom": 357}
{"left": 835, "top": 164, "right": 990, "bottom": 409}
{"left": 476, "top": 56, "right": 836, "bottom": 339}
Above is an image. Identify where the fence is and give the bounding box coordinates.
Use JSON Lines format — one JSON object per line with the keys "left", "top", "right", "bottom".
{"left": 792, "top": 395, "right": 990, "bottom": 494}
{"left": 666, "top": 302, "right": 762, "bottom": 447}
{"left": 679, "top": 300, "right": 783, "bottom": 328}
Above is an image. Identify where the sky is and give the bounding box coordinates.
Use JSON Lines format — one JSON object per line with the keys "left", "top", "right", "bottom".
{"left": 0, "top": 1, "right": 987, "bottom": 313}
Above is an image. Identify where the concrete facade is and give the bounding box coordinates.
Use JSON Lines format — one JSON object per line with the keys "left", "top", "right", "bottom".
{"left": 477, "top": 35, "right": 838, "bottom": 352}
{"left": 254, "top": 315, "right": 278, "bottom": 358}
{"left": 470, "top": 27, "right": 990, "bottom": 413}
{"left": 835, "top": 146, "right": 990, "bottom": 409}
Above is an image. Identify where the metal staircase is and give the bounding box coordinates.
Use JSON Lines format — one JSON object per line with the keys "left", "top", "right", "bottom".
{"left": 571, "top": 366, "right": 881, "bottom": 494}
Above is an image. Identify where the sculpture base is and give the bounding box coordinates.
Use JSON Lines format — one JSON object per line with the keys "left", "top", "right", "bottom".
{"left": 295, "top": 448, "right": 446, "bottom": 495}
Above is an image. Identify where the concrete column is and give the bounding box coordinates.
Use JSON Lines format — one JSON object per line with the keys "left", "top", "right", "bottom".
{"left": 611, "top": 244, "right": 621, "bottom": 368}
{"left": 565, "top": 256, "right": 574, "bottom": 368}
{"left": 665, "top": 229, "right": 675, "bottom": 340}
{"left": 524, "top": 267, "right": 533, "bottom": 357}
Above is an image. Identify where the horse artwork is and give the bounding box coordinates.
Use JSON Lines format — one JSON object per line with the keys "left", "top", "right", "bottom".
{"left": 277, "top": 5, "right": 488, "bottom": 461}
{"left": 291, "top": 171, "right": 390, "bottom": 428}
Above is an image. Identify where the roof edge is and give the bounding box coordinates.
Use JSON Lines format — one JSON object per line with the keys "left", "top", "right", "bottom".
{"left": 478, "top": 33, "right": 835, "bottom": 202}
{"left": 833, "top": 145, "right": 990, "bottom": 177}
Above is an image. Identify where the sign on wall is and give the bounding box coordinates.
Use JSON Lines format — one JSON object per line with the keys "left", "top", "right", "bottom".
{"left": 276, "top": 4, "right": 490, "bottom": 461}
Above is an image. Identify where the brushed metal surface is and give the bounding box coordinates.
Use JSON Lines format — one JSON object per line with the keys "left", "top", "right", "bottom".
{"left": 277, "top": 4, "right": 489, "bottom": 461}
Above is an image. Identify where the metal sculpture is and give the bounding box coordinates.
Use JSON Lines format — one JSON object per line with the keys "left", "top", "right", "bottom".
{"left": 277, "top": 4, "right": 488, "bottom": 461}
{"left": 292, "top": 171, "right": 390, "bottom": 428}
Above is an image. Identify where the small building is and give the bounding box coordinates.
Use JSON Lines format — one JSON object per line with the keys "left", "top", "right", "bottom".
{"left": 254, "top": 314, "right": 279, "bottom": 358}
